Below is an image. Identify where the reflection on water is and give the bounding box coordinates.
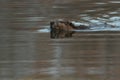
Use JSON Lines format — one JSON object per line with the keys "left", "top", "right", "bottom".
{"left": 1, "top": 32, "right": 120, "bottom": 80}
{"left": 0, "top": 0, "right": 120, "bottom": 80}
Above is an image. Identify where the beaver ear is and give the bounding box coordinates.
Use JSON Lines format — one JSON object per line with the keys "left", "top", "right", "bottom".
{"left": 69, "top": 22, "right": 74, "bottom": 26}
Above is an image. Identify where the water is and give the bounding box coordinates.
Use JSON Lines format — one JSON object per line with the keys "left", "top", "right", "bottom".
{"left": 0, "top": 0, "right": 120, "bottom": 80}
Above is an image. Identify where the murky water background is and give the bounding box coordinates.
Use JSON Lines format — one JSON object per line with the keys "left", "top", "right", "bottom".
{"left": 0, "top": 0, "right": 120, "bottom": 80}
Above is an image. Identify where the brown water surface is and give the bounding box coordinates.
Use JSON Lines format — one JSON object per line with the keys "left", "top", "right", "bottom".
{"left": 0, "top": 0, "right": 120, "bottom": 80}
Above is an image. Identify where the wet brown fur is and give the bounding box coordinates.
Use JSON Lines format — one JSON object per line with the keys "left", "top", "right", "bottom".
{"left": 50, "top": 20, "right": 89, "bottom": 38}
